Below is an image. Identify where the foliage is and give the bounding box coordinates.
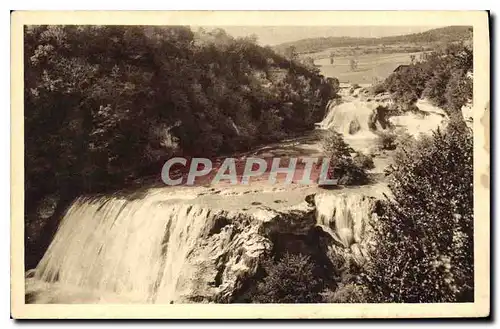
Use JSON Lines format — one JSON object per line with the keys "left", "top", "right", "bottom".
{"left": 349, "top": 59, "right": 358, "bottom": 72}
{"left": 331, "top": 157, "right": 369, "bottom": 185}
{"left": 24, "top": 26, "right": 335, "bottom": 202}
{"left": 326, "top": 77, "right": 341, "bottom": 96}
{"left": 24, "top": 25, "right": 337, "bottom": 265}
{"left": 321, "top": 130, "right": 368, "bottom": 185}
{"left": 353, "top": 152, "right": 375, "bottom": 170}
{"left": 284, "top": 45, "right": 298, "bottom": 61}
{"left": 249, "top": 253, "right": 325, "bottom": 303}
{"left": 371, "top": 83, "right": 386, "bottom": 95}
{"left": 320, "top": 254, "right": 373, "bottom": 303}
{"left": 321, "top": 129, "right": 353, "bottom": 158}
{"left": 382, "top": 43, "right": 473, "bottom": 114}
{"left": 376, "top": 130, "right": 398, "bottom": 150}
{"left": 384, "top": 64, "right": 429, "bottom": 105}
{"left": 364, "top": 119, "right": 474, "bottom": 302}
{"left": 322, "top": 283, "right": 372, "bottom": 303}
{"left": 445, "top": 69, "right": 473, "bottom": 113}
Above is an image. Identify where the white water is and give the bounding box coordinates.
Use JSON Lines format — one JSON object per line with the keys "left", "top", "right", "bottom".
{"left": 389, "top": 99, "right": 448, "bottom": 137}
{"left": 318, "top": 99, "right": 379, "bottom": 138}
{"left": 34, "top": 190, "right": 225, "bottom": 303}
{"left": 29, "top": 187, "right": 377, "bottom": 303}
{"left": 314, "top": 193, "right": 374, "bottom": 249}
{"left": 318, "top": 85, "right": 448, "bottom": 142}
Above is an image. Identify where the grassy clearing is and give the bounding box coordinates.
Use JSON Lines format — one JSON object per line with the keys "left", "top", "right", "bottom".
{"left": 316, "top": 52, "right": 421, "bottom": 84}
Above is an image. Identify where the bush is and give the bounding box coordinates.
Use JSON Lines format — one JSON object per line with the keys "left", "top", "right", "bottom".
{"left": 330, "top": 158, "right": 369, "bottom": 185}
{"left": 364, "top": 118, "right": 473, "bottom": 302}
{"left": 322, "top": 283, "right": 372, "bottom": 303}
{"left": 445, "top": 69, "right": 473, "bottom": 113}
{"left": 391, "top": 131, "right": 431, "bottom": 164}
{"left": 321, "top": 130, "right": 368, "bottom": 185}
{"left": 353, "top": 152, "right": 375, "bottom": 170}
{"left": 321, "top": 129, "right": 353, "bottom": 158}
{"left": 249, "top": 253, "right": 324, "bottom": 303}
{"left": 371, "top": 83, "right": 386, "bottom": 95}
{"left": 376, "top": 130, "right": 398, "bottom": 150}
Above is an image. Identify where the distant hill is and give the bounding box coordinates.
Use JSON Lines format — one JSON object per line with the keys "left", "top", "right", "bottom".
{"left": 273, "top": 26, "right": 473, "bottom": 55}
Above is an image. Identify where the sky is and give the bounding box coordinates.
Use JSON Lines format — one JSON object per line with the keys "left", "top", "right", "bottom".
{"left": 199, "top": 26, "right": 441, "bottom": 46}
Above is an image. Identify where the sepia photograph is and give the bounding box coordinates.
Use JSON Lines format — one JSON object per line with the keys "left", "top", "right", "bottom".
{"left": 10, "top": 10, "right": 490, "bottom": 319}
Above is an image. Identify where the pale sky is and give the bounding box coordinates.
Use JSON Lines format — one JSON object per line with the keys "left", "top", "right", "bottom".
{"left": 199, "top": 26, "right": 441, "bottom": 46}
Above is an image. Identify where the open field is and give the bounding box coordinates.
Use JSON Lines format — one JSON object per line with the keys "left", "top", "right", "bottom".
{"left": 305, "top": 43, "right": 431, "bottom": 60}
{"left": 316, "top": 51, "right": 421, "bottom": 84}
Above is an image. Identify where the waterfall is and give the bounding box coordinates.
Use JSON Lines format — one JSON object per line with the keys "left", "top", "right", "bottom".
{"left": 33, "top": 189, "right": 226, "bottom": 304}
{"left": 28, "top": 187, "right": 379, "bottom": 303}
{"left": 313, "top": 193, "right": 378, "bottom": 266}
{"left": 314, "top": 193, "right": 375, "bottom": 249}
{"left": 317, "top": 99, "right": 379, "bottom": 138}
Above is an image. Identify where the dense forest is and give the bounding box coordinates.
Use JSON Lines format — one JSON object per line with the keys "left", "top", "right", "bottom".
{"left": 24, "top": 25, "right": 337, "bottom": 267}
{"left": 25, "top": 26, "right": 337, "bottom": 204}
{"left": 273, "top": 26, "right": 473, "bottom": 55}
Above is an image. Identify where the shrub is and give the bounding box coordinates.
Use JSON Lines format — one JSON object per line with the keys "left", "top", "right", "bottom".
{"left": 321, "top": 130, "right": 368, "bottom": 185}
{"left": 422, "top": 70, "right": 450, "bottom": 107}
{"left": 249, "top": 253, "right": 324, "bottom": 303}
{"left": 384, "top": 65, "right": 425, "bottom": 106}
{"left": 321, "top": 129, "right": 353, "bottom": 158}
{"left": 353, "top": 152, "right": 375, "bottom": 170}
{"left": 330, "top": 157, "right": 369, "bottom": 185}
{"left": 372, "top": 83, "right": 386, "bottom": 95}
{"left": 445, "top": 69, "right": 473, "bottom": 114}
{"left": 322, "top": 283, "right": 372, "bottom": 303}
{"left": 376, "top": 130, "right": 398, "bottom": 150}
{"left": 364, "top": 118, "right": 474, "bottom": 302}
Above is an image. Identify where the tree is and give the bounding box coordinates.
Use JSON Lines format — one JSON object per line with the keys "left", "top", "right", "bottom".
{"left": 303, "top": 56, "right": 316, "bottom": 69}
{"left": 326, "top": 77, "right": 340, "bottom": 95}
{"left": 349, "top": 58, "right": 358, "bottom": 71}
{"left": 285, "top": 45, "right": 298, "bottom": 61}
{"left": 445, "top": 69, "right": 472, "bottom": 114}
{"left": 384, "top": 43, "right": 472, "bottom": 113}
{"left": 246, "top": 33, "right": 259, "bottom": 44}
{"left": 365, "top": 119, "right": 474, "bottom": 302}
{"left": 329, "top": 51, "right": 335, "bottom": 64}
{"left": 25, "top": 25, "right": 338, "bottom": 267}
{"left": 249, "top": 253, "right": 324, "bottom": 303}
{"left": 321, "top": 130, "right": 368, "bottom": 185}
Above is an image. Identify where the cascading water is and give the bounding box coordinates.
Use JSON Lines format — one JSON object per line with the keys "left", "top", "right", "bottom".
{"left": 314, "top": 193, "right": 374, "bottom": 248}
{"left": 313, "top": 193, "right": 378, "bottom": 265}
{"left": 32, "top": 189, "right": 232, "bottom": 304}
{"left": 27, "top": 185, "right": 380, "bottom": 304}
{"left": 318, "top": 85, "right": 448, "bottom": 139}
{"left": 318, "top": 99, "right": 380, "bottom": 138}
